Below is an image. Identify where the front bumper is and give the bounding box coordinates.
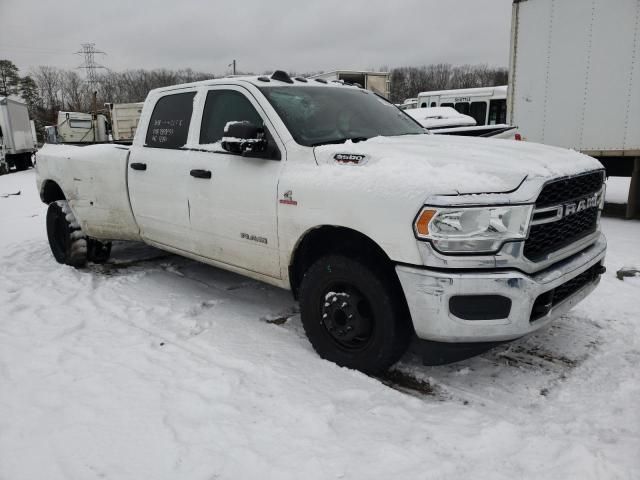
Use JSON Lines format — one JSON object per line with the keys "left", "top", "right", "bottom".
{"left": 396, "top": 233, "right": 607, "bottom": 343}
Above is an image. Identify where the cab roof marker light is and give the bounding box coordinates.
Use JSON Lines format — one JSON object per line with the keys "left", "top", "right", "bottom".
{"left": 271, "top": 70, "right": 294, "bottom": 84}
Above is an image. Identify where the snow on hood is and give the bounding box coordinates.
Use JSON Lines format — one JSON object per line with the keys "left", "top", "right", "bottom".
{"left": 313, "top": 134, "right": 602, "bottom": 196}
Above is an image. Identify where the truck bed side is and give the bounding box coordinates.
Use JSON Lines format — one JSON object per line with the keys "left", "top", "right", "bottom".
{"left": 36, "top": 143, "right": 141, "bottom": 241}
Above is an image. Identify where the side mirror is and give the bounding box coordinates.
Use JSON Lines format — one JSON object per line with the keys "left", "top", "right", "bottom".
{"left": 221, "top": 121, "right": 267, "bottom": 155}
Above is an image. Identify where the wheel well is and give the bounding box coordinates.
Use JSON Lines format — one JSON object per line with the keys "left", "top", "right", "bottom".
{"left": 289, "top": 226, "right": 397, "bottom": 299}
{"left": 41, "top": 180, "right": 65, "bottom": 204}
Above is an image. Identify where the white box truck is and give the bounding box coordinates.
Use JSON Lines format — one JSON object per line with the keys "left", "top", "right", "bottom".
{"left": 0, "top": 96, "right": 36, "bottom": 172}
{"left": 507, "top": 0, "right": 640, "bottom": 217}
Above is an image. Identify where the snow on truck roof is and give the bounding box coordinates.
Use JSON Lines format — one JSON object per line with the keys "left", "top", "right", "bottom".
{"left": 149, "top": 70, "right": 367, "bottom": 95}
{"left": 406, "top": 107, "right": 477, "bottom": 128}
{"left": 309, "top": 70, "right": 390, "bottom": 77}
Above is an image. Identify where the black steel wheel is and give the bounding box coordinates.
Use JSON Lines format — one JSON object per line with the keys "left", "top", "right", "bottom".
{"left": 320, "top": 284, "right": 374, "bottom": 351}
{"left": 299, "top": 255, "right": 412, "bottom": 374}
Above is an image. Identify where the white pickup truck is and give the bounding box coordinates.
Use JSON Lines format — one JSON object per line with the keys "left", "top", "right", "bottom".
{"left": 36, "top": 71, "right": 607, "bottom": 373}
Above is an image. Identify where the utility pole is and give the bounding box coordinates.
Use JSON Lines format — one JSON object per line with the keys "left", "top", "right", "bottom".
{"left": 75, "top": 43, "right": 107, "bottom": 86}
{"left": 229, "top": 59, "right": 236, "bottom": 75}
{"left": 92, "top": 90, "right": 98, "bottom": 141}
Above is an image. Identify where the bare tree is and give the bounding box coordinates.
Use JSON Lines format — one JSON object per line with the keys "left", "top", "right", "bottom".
{"left": 389, "top": 63, "right": 507, "bottom": 103}
{"left": 31, "top": 66, "right": 63, "bottom": 125}
{"left": 62, "top": 71, "right": 90, "bottom": 111}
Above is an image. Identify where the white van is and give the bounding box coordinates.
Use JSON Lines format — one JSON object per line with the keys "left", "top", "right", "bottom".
{"left": 416, "top": 86, "right": 507, "bottom": 126}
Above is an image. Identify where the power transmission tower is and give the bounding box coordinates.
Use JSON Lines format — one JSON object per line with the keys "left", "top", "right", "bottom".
{"left": 75, "top": 43, "right": 106, "bottom": 85}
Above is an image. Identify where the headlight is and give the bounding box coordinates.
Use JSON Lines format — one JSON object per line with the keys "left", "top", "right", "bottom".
{"left": 414, "top": 205, "right": 533, "bottom": 253}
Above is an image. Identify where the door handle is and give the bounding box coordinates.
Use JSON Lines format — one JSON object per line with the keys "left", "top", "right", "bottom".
{"left": 130, "top": 162, "right": 147, "bottom": 171}
{"left": 190, "top": 169, "right": 212, "bottom": 179}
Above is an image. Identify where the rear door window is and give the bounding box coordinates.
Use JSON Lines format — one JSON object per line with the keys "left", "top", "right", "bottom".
{"left": 145, "top": 92, "right": 196, "bottom": 148}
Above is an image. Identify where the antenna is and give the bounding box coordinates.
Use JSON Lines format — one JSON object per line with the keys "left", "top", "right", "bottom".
{"left": 75, "top": 43, "right": 107, "bottom": 85}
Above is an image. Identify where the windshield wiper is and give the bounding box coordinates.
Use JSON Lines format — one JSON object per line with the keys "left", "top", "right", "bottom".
{"left": 310, "top": 137, "right": 369, "bottom": 147}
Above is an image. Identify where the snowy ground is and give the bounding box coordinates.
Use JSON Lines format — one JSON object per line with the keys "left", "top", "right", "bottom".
{"left": 1, "top": 169, "right": 639, "bottom": 480}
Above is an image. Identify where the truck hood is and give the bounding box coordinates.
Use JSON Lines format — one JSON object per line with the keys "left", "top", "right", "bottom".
{"left": 313, "top": 134, "right": 603, "bottom": 196}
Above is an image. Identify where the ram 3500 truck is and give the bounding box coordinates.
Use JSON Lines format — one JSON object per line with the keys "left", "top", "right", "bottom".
{"left": 35, "top": 71, "right": 607, "bottom": 373}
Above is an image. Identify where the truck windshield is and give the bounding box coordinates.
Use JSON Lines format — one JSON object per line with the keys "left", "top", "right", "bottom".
{"left": 258, "top": 86, "right": 425, "bottom": 147}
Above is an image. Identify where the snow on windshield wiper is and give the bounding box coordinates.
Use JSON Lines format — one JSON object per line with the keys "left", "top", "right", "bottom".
{"left": 311, "top": 137, "right": 368, "bottom": 147}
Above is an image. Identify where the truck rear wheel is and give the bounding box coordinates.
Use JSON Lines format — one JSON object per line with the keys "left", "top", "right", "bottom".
{"left": 46, "top": 200, "right": 112, "bottom": 267}
{"left": 87, "top": 239, "right": 112, "bottom": 264}
{"left": 46, "top": 200, "right": 88, "bottom": 267}
{"left": 299, "top": 255, "right": 412, "bottom": 375}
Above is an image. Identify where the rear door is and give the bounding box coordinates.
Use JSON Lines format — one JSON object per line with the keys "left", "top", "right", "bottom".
{"left": 186, "top": 86, "right": 284, "bottom": 278}
{"left": 128, "top": 90, "right": 197, "bottom": 250}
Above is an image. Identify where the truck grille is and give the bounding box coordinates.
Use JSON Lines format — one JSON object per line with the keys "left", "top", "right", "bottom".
{"left": 530, "top": 262, "right": 602, "bottom": 322}
{"left": 524, "top": 171, "right": 604, "bottom": 262}
{"left": 534, "top": 171, "right": 604, "bottom": 208}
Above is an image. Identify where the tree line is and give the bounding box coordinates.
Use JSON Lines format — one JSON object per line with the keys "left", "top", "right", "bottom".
{"left": 389, "top": 64, "right": 508, "bottom": 103}
{"left": 0, "top": 59, "right": 213, "bottom": 141}
{"left": 1, "top": 59, "right": 507, "bottom": 141}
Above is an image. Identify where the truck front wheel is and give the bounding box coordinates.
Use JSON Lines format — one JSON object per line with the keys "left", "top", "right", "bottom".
{"left": 299, "top": 255, "right": 412, "bottom": 375}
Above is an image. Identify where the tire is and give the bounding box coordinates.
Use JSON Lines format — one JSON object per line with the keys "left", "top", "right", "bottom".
{"left": 46, "top": 200, "right": 88, "bottom": 267}
{"left": 14, "top": 156, "right": 28, "bottom": 171}
{"left": 87, "top": 238, "right": 112, "bottom": 264}
{"left": 299, "top": 255, "right": 412, "bottom": 375}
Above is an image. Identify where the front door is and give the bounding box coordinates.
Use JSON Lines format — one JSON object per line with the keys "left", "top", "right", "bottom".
{"left": 186, "top": 86, "right": 284, "bottom": 278}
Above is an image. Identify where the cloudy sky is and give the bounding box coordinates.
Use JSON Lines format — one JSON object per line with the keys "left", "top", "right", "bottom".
{"left": 1, "top": 0, "right": 513, "bottom": 76}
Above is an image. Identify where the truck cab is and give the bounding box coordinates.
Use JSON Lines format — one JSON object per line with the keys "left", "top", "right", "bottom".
{"left": 56, "top": 111, "right": 109, "bottom": 143}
